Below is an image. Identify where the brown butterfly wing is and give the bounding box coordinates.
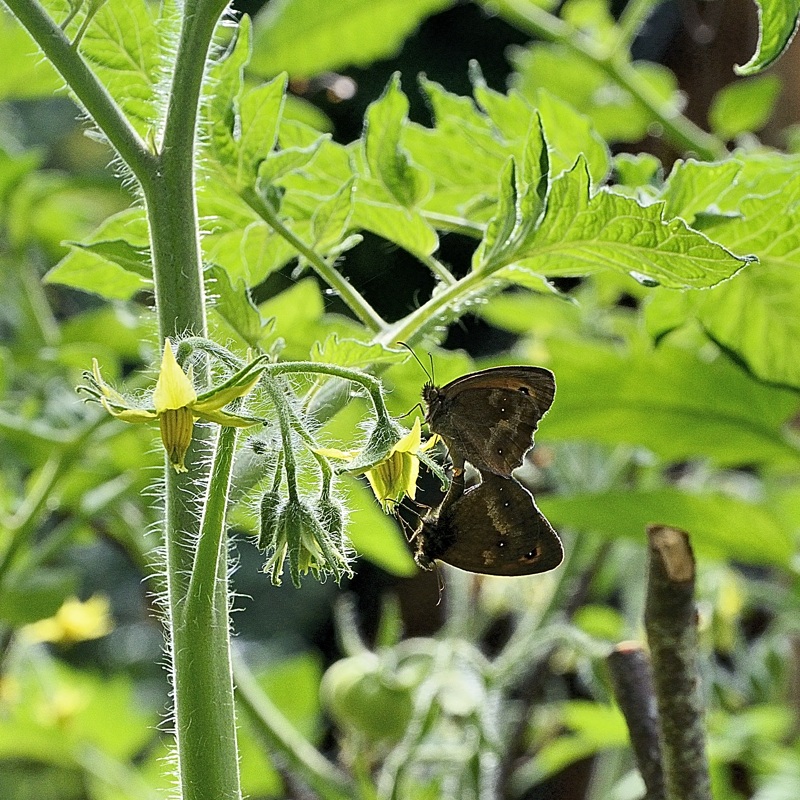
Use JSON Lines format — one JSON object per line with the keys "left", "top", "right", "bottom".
{"left": 416, "top": 473, "right": 563, "bottom": 576}
{"left": 424, "top": 367, "right": 555, "bottom": 476}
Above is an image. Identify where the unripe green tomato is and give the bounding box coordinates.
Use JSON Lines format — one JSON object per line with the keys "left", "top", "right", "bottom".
{"left": 321, "top": 652, "right": 415, "bottom": 743}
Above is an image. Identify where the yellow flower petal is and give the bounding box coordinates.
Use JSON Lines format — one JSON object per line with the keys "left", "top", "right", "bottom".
{"left": 194, "top": 408, "right": 260, "bottom": 427}
{"left": 315, "top": 446, "right": 359, "bottom": 460}
{"left": 193, "top": 371, "right": 262, "bottom": 413}
{"left": 159, "top": 406, "right": 194, "bottom": 472}
{"left": 153, "top": 339, "right": 197, "bottom": 413}
{"left": 364, "top": 446, "right": 419, "bottom": 512}
{"left": 91, "top": 359, "right": 128, "bottom": 404}
{"left": 420, "top": 431, "right": 440, "bottom": 452}
{"left": 392, "top": 418, "right": 422, "bottom": 453}
{"left": 100, "top": 400, "right": 157, "bottom": 423}
{"left": 24, "top": 595, "right": 113, "bottom": 645}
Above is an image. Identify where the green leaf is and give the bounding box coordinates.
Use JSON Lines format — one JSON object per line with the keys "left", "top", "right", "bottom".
{"left": 0, "top": 570, "right": 78, "bottom": 625}
{"left": 311, "top": 334, "right": 406, "bottom": 369}
{"left": 67, "top": 239, "right": 152, "bottom": 278}
{"left": 517, "top": 113, "right": 549, "bottom": 231}
{"left": 279, "top": 122, "right": 353, "bottom": 196}
{"left": 206, "top": 22, "right": 287, "bottom": 192}
{"left": 257, "top": 277, "right": 368, "bottom": 360}
{"left": 653, "top": 170, "right": 800, "bottom": 387}
{"left": 197, "top": 181, "right": 298, "bottom": 285}
{"left": 709, "top": 76, "right": 782, "bottom": 139}
{"left": 472, "top": 69, "right": 609, "bottom": 186}
{"left": 236, "top": 77, "right": 287, "bottom": 187}
{"left": 542, "top": 338, "right": 800, "bottom": 467}
{"left": 0, "top": 661, "right": 156, "bottom": 773}
{"left": 45, "top": 208, "right": 151, "bottom": 299}
{"left": 340, "top": 476, "right": 417, "bottom": 576}
{"left": 364, "top": 74, "right": 427, "bottom": 207}
{"left": 736, "top": 0, "right": 800, "bottom": 75}
{"left": 539, "top": 488, "right": 792, "bottom": 567}
{"left": 521, "top": 702, "right": 628, "bottom": 785}
{"left": 402, "top": 79, "right": 507, "bottom": 223}
{"left": 501, "top": 160, "right": 752, "bottom": 289}
{"left": 475, "top": 159, "right": 517, "bottom": 269}
{"left": 478, "top": 286, "right": 575, "bottom": 334}
{"left": 259, "top": 138, "right": 325, "bottom": 185}
{"left": 352, "top": 183, "right": 439, "bottom": 258}
{"left": 612, "top": 153, "right": 662, "bottom": 189}
{"left": 0, "top": 148, "right": 42, "bottom": 211}
{"left": 249, "top": 0, "right": 455, "bottom": 77}
{"left": 6, "top": 171, "right": 129, "bottom": 258}
{"left": 659, "top": 159, "right": 745, "bottom": 223}
{"left": 206, "top": 264, "right": 273, "bottom": 348}
{"left": 80, "top": 0, "right": 164, "bottom": 136}
{"left": 510, "top": 43, "right": 680, "bottom": 143}
{"left": 311, "top": 178, "right": 355, "bottom": 250}
{"left": 205, "top": 14, "right": 251, "bottom": 128}
{"left": 573, "top": 605, "right": 625, "bottom": 641}
{"left": 530, "top": 88, "right": 609, "bottom": 183}
{"left": 463, "top": 109, "right": 549, "bottom": 271}
{"left": 0, "top": 11, "right": 63, "bottom": 99}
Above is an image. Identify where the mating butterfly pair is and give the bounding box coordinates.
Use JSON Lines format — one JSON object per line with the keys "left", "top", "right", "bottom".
{"left": 414, "top": 366, "right": 563, "bottom": 577}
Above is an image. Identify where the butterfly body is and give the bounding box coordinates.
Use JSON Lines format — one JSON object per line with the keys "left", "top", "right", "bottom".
{"left": 414, "top": 470, "right": 563, "bottom": 576}
{"left": 423, "top": 366, "right": 556, "bottom": 476}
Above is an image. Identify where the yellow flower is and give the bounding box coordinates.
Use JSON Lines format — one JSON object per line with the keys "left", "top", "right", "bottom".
{"left": 24, "top": 595, "right": 113, "bottom": 645}
{"left": 319, "top": 418, "right": 434, "bottom": 512}
{"left": 84, "top": 339, "right": 265, "bottom": 472}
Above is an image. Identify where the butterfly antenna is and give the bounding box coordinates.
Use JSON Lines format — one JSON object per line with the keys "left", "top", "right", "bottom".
{"left": 397, "top": 341, "right": 433, "bottom": 384}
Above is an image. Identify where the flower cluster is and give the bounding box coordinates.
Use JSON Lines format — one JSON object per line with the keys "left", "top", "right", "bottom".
{"left": 82, "top": 339, "right": 264, "bottom": 471}
{"left": 82, "top": 339, "right": 437, "bottom": 585}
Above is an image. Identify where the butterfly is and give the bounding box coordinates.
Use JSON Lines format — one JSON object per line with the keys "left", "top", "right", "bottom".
{"left": 422, "top": 366, "right": 556, "bottom": 476}
{"left": 414, "top": 469, "right": 563, "bottom": 576}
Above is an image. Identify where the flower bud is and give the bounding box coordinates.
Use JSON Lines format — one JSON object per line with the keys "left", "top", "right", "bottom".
{"left": 263, "top": 495, "right": 352, "bottom": 587}
{"left": 258, "top": 490, "right": 283, "bottom": 552}
{"left": 318, "top": 492, "right": 346, "bottom": 544}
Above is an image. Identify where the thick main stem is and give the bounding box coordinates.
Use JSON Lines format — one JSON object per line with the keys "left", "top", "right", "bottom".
{"left": 143, "top": 2, "right": 242, "bottom": 799}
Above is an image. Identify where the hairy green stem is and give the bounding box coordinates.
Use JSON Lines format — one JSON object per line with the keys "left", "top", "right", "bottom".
{"left": 482, "top": 0, "right": 727, "bottom": 160}
{"left": 420, "top": 210, "right": 484, "bottom": 237}
{"left": 262, "top": 360, "right": 394, "bottom": 425}
{"left": 241, "top": 187, "right": 386, "bottom": 331}
{"left": 378, "top": 267, "right": 489, "bottom": 346}
{"left": 264, "top": 379, "right": 301, "bottom": 503}
{"left": 185, "top": 425, "right": 238, "bottom": 621}
{"left": 177, "top": 425, "right": 242, "bottom": 800}
{"left": 140, "top": 1, "right": 240, "bottom": 799}
{"left": 233, "top": 653, "right": 355, "bottom": 800}
{"left": 420, "top": 253, "right": 457, "bottom": 285}
{"left": 2, "top": 0, "right": 154, "bottom": 179}
{"left": 616, "top": 0, "right": 662, "bottom": 51}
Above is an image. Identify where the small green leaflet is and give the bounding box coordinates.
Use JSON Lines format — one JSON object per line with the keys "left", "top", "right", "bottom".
{"left": 736, "top": 0, "right": 800, "bottom": 75}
